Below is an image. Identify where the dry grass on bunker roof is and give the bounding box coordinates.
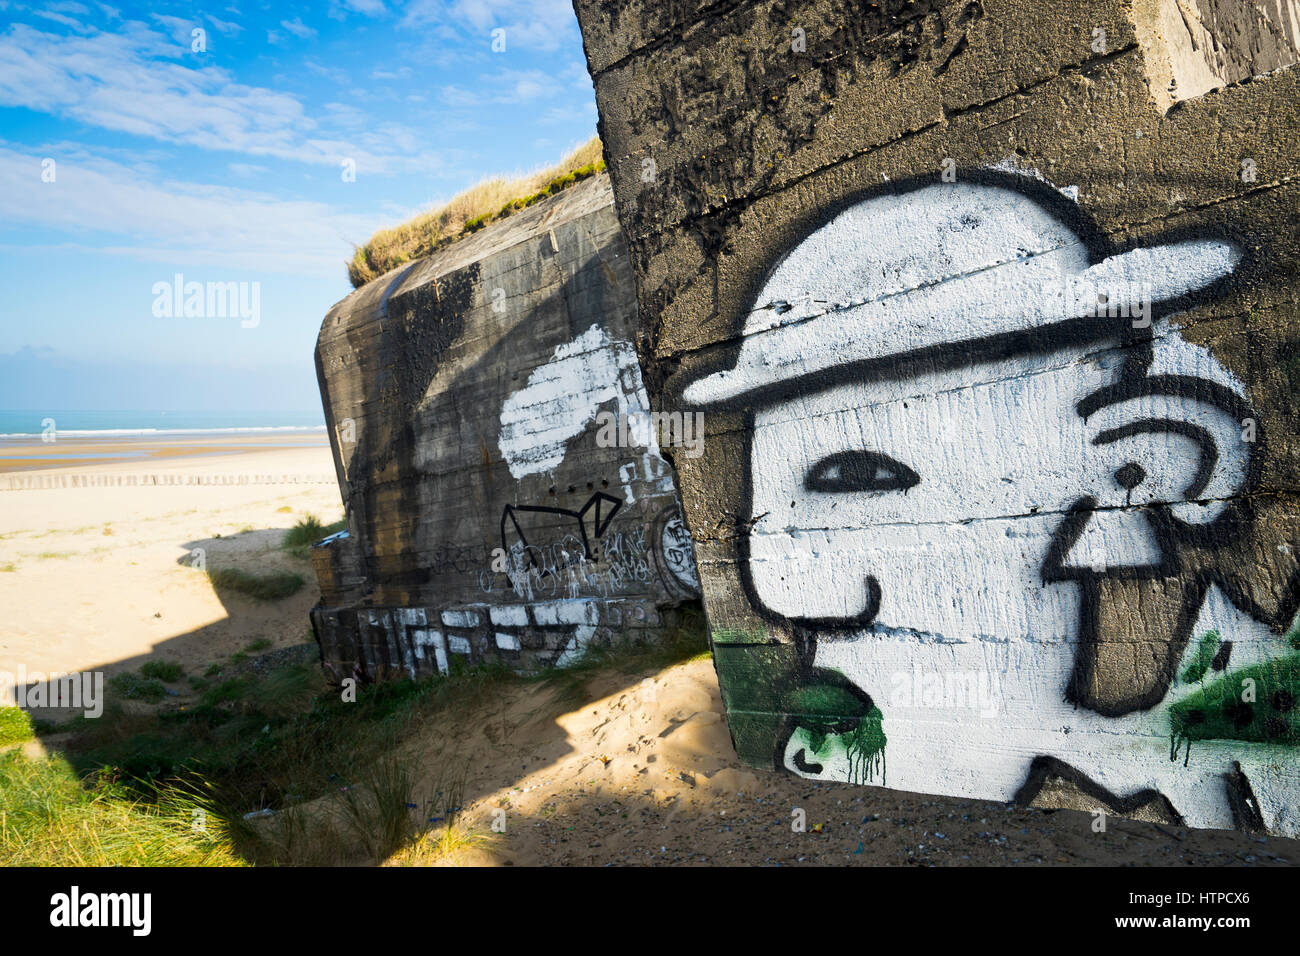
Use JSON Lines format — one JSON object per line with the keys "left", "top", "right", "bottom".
{"left": 347, "top": 136, "right": 605, "bottom": 288}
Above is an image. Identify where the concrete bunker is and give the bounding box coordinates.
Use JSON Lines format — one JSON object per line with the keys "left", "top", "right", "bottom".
{"left": 309, "top": 173, "right": 700, "bottom": 682}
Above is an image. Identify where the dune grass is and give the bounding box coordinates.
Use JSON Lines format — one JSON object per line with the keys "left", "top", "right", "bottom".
{"left": 282, "top": 514, "right": 347, "bottom": 559}
{"left": 0, "top": 705, "right": 34, "bottom": 746}
{"left": 107, "top": 672, "right": 168, "bottom": 703}
{"left": 59, "top": 658, "right": 483, "bottom": 865}
{"left": 207, "top": 567, "right": 305, "bottom": 601}
{"left": 347, "top": 137, "right": 605, "bottom": 288}
{"left": 141, "top": 660, "right": 185, "bottom": 682}
{"left": 0, "top": 751, "right": 244, "bottom": 866}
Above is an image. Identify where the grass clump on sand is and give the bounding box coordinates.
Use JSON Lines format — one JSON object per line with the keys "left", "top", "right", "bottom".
{"left": 207, "top": 568, "right": 304, "bottom": 601}
{"left": 0, "top": 750, "right": 243, "bottom": 866}
{"left": 282, "top": 514, "right": 347, "bottom": 559}
{"left": 108, "top": 672, "right": 168, "bottom": 704}
{"left": 141, "top": 660, "right": 185, "bottom": 682}
{"left": 107, "top": 661, "right": 185, "bottom": 703}
{"left": 0, "top": 705, "right": 34, "bottom": 746}
{"left": 347, "top": 137, "right": 604, "bottom": 288}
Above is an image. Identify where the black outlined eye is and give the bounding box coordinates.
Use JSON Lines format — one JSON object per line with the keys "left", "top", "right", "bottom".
{"left": 804, "top": 451, "right": 920, "bottom": 493}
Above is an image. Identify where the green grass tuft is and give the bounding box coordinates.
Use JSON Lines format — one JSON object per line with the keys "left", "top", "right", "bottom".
{"left": 141, "top": 660, "right": 185, "bottom": 682}
{"left": 207, "top": 568, "right": 304, "bottom": 601}
{"left": 108, "top": 672, "right": 168, "bottom": 704}
{"left": 282, "top": 515, "right": 346, "bottom": 558}
{"left": 0, "top": 706, "right": 35, "bottom": 746}
{"left": 0, "top": 751, "right": 244, "bottom": 865}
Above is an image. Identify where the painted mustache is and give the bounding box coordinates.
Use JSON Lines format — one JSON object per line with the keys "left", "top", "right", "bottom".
{"left": 790, "top": 575, "right": 881, "bottom": 634}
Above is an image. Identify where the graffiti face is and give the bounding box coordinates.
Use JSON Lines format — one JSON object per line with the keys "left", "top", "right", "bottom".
{"left": 747, "top": 344, "right": 1248, "bottom": 642}
{"left": 684, "top": 175, "right": 1300, "bottom": 835}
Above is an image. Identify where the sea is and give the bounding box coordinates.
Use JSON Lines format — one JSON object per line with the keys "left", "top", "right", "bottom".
{"left": 0, "top": 410, "right": 326, "bottom": 440}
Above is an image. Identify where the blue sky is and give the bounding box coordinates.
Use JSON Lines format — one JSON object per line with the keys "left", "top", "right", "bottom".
{"left": 0, "top": 0, "right": 598, "bottom": 414}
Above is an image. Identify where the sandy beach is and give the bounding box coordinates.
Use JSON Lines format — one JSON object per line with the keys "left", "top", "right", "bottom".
{"left": 0, "top": 432, "right": 341, "bottom": 713}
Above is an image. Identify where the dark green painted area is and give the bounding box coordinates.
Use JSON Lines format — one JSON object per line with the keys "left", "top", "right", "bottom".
{"left": 1170, "top": 653, "right": 1300, "bottom": 748}
{"left": 710, "top": 637, "right": 886, "bottom": 780}
{"left": 794, "top": 703, "right": 887, "bottom": 785}
{"left": 711, "top": 641, "right": 801, "bottom": 769}
{"left": 1180, "top": 630, "right": 1222, "bottom": 684}
{"left": 783, "top": 681, "right": 869, "bottom": 735}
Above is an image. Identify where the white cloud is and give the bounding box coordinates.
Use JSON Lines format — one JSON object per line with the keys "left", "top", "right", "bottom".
{"left": 305, "top": 60, "right": 350, "bottom": 84}
{"left": 279, "top": 17, "right": 316, "bottom": 40}
{"left": 0, "top": 145, "right": 381, "bottom": 276}
{"left": 401, "top": 0, "right": 578, "bottom": 52}
{"left": 204, "top": 14, "right": 242, "bottom": 35}
{"left": 322, "top": 101, "right": 369, "bottom": 128}
{"left": 31, "top": 10, "right": 90, "bottom": 31}
{"left": 150, "top": 14, "right": 201, "bottom": 45}
{"left": 329, "top": 0, "right": 386, "bottom": 18}
{"left": 438, "top": 67, "right": 571, "bottom": 110}
{"left": 0, "top": 22, "right": 438, "bottom": 173}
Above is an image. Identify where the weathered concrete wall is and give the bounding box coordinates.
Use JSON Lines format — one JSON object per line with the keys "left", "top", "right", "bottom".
{"left": 573, "top": 0, "right": 1300, "bottom": 835}
{"left": 311, "top": 173, "right": 699, "bottom": 681}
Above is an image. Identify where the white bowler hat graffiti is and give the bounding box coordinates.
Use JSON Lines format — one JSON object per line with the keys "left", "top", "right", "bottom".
{"left": 682, "top": 180, "right": 1240, "bottom": 406}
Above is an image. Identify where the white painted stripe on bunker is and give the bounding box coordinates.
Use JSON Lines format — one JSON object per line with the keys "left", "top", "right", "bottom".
{"left": 489, "top": 605, "right": 528, "bottom": 626}
{"left": 441, "top": 608, "right": 481, "bottom": 627}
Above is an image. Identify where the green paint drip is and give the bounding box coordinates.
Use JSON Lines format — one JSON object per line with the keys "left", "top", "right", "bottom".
{"left": 844, "top": 706, "right": 887, "bottom": 785}
{"left": 782, "top": 682, "right": 887, "bottom": 785}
